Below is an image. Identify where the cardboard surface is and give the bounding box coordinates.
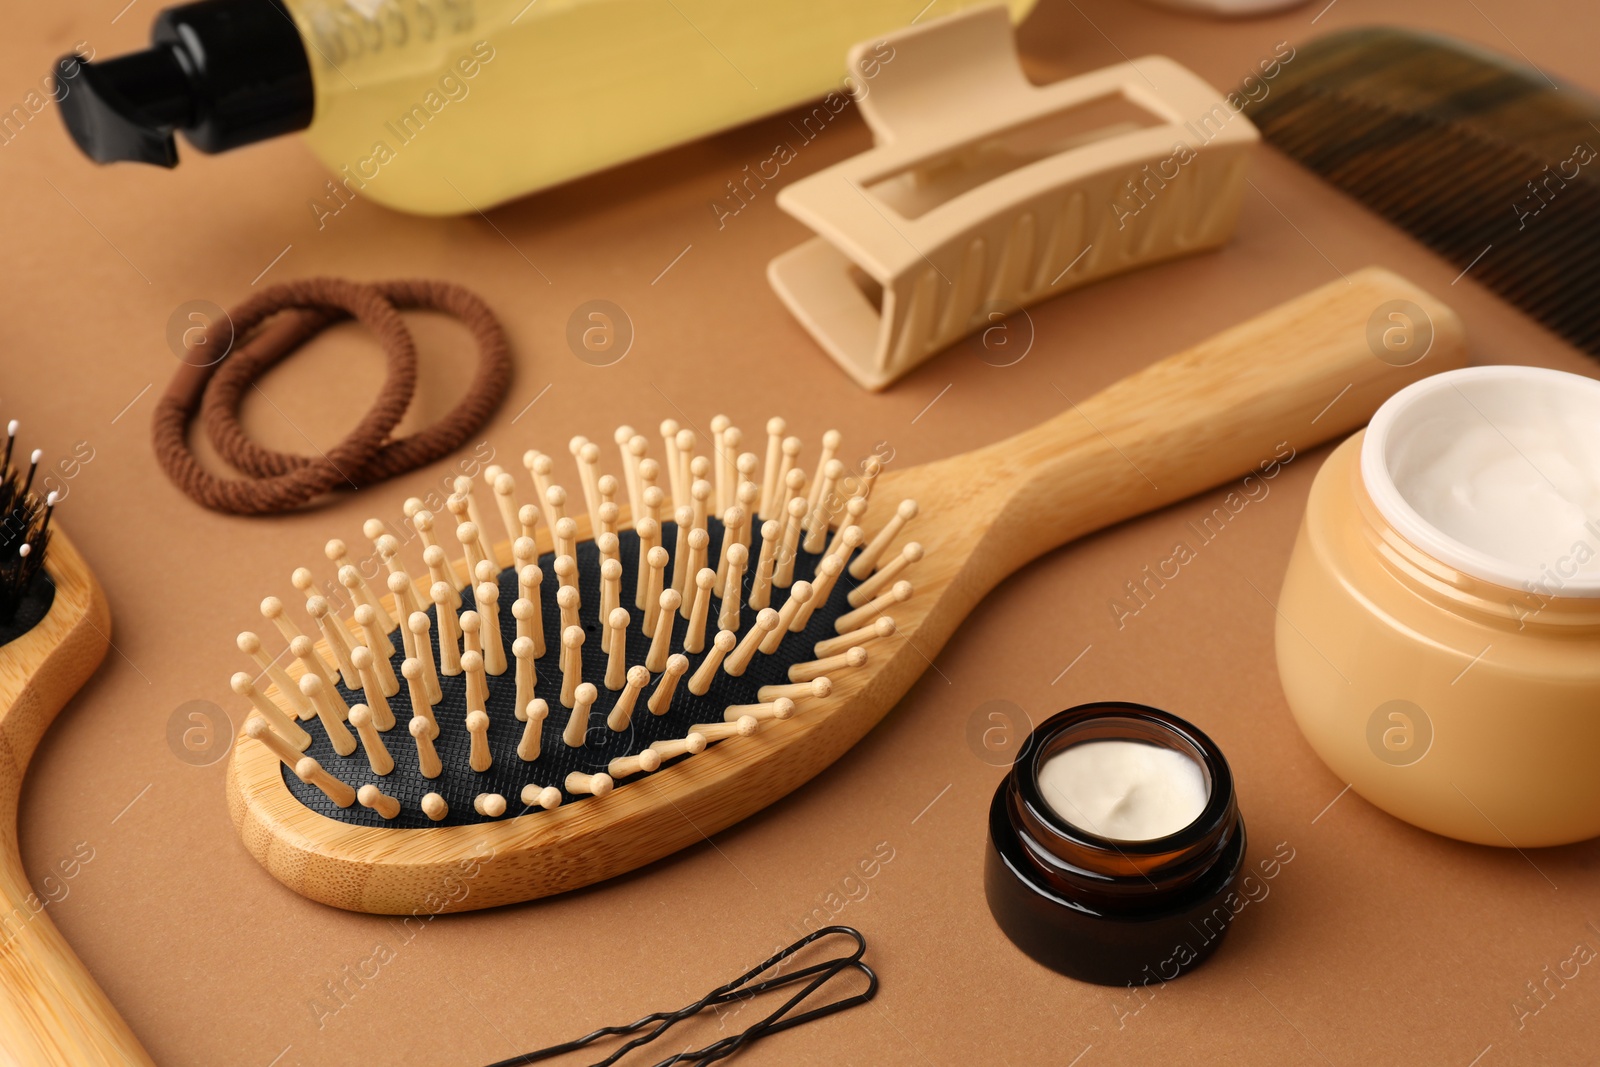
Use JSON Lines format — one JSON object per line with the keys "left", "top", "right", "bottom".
{"left": 3, "top": 1, "right": 1597, "bottom": 1063}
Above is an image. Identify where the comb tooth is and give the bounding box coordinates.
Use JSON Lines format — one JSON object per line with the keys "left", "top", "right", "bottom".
{"left": 794, "top": 555, "right": 842, "bottom": 632}
{"left": 237, "top": 631, "right": 315, "bottom": 719}
{"left": 331, "top": 545, "right": 396, "bottom": 633}
{"left": 455, "top": 521, "right": 488, "bottom": 586}
{"left": 401, "top": 660, "right": 437, "bottom": 737}
{"left": 748, "top": 520, "right": 780, "bottom": 610}
{"left": 289, "top": 633, "right": 339, "bottom": 698}
{"left": 688, "top": 630, "right": 737, "bottom": 696}
{"left": 518, "top": 699, "right": 549, "bottom": 761}
{"left": 411, "top": 718, "right": 442, "bottom": 778}
{"left": 758, "top": 418, "right": 786, "bottom": 519}
{"left": 512, "top": 636, "right": 537, "bottom": 718}
{"left": 548, "top": 492, "right": 572, "bottom": 550}
{"left": 493, "top": 473, "right": 522, "bottom": 546}
{"left": 411, "top": 507, "right": 441, "bottom": 558}
{"left": 835, "top": 581, "right": 912, "bottom": 634}
{"left": 693, "top": 717, "right": 760, "bottom": 742}
{"left": 789, "top": 646, "right": 868, "bottom": 684}
{"left": 614, "top": 427, "right": 640, "bottom": 515}
{"left": 608, "top": 666, "right": 650, "bottom": 731}
{"left": 406, "top": 614, "right": 442, "bottom": 705}
{"left": 598, "top": 559, "right": 622, "bottom": 653}
{"left": 643, "top": 546, "right": 669, "bottom": 630}
{"left": 422, "top": 546, "right": 457, "bottom": 609}
{"left": 609, "top": 747, "right": 661, "bottom": 779}
{"left": 560, "top": 626, "right": 585, "bottom": 710}
{"left": 671, "top": 428, "right": 694, "bottom": 503}
{"left": 557, "top": 587, "right": 580, "bottom": 648}
{"left": 526, "top": 452, "right": 557, "bottom": 531}
{"left": 755, "top": 678, "right": 831, "bottom": 703}
{"left": 512, "top": 597, "right": 538, "bottom": 661}
{"left": 858, "top": 456, "right": 883, "bottom": 502}
{"left": 847, "top": 542, "right": 923, "bottom": 607}
{"left": 350, "top": 705, "right": 395, "bottom": 776}
{"left": 357, "top": 784, "right": 401, "bottom": 820}
{"left": 452, "top": 476, "right": 495, "bottom": 563}
{"left": 670, "top": 506, "right": 694, "bottom": 602}
{"left": 720, "top": 697, "right": 794, "bottom": 725}
{"left": 352, "top": 601, "right": 397, "bottom": 668}
{"left": 246, "top": 715, "right": 305, "bottom": 766}
{"left": 520, "top": 782, "right": 562, "bottom": 810}
{"left": 682, "top": 529, "right": 709, "bottom": 621}
{"left": 553, "top": 555, "right": 580, "bottom": 611}
{"left": 726, "top": 608, "right": 780, "bottom": 676}
{"left": 421, "top": 793, "right": 448, "bottom": 820}
{"left": 565, "top": 682, "right": 596, "bottom": 746}
{"left": 605, "top": 608, "right": 631, "bottom": 689}
{"left": 826, "top": 526, "right": 864, "bottom": 571}
{"left": 690, "top": 478, "right": 712, "bottom": 536}
{"left": 639, "top": 458, "right": 662, "bottom": 515}
{"left": 261, "top": 596, "right": 312, "bottom": 654}
{"left": 596, "top": 500, "right": 619, "bottom": 539}
{"left": 804, "top": 459, "right": 845, "bottom": 554}
{"left": 709, "top": 415, "right": 731, "bottom": 510}
{"left": 718, "top": 543, "right": 748, "bottom": 631}
{"left": 307, "top": 597, "right": 361, "bottom": 688}
{"left": 660, "top": 420, "right": 684, "bottom": 506}
{"left": 827, "top": 500, "right": 868, "bottom": 557}
{"left": 648, "top": 654, "right": 689, "bottom": 715}
{"left": 467, "top": 709, "right": 492, "bottom": 772}
{"left": 350, "top": 646, "right": 395, "bottom": 730}
{"left": 477, "top": 582, "right": 507, "bottom": 675}
{"left": 685, "top": 569, "right": 715, "bottom": 654}
{"left": 462, "top": 650, "right": 488, "bottom": 722}
{"left": 300, "top": 675, "right": 356, "bottom": 756}
{"left": 431, "top": 582, "right": 462, "bottom": 675}
{"left": 634, "top": 518, "right": 660, "bottom": 609}
{"left": 597, "top": 471, "right": 618, "bottom": 516}
{"left": 806, "top": 428, "right": 844, "bottom": 521}
{"left": 566, "top": 772, "right": 614, "bottom": 797}
{"left": 647, "top": 589, "right": 681, "bottom": 672}
{"left": 474, "top": 793, "right": 507, "bottom": 818}
{"left": 514, "top": 543, "right": 537, "bottom": 587}
{"left": 648, "top": 731, "right": 707, "bottom": 758}
{"left": 736, "top": 453, "right": 759, "bottom": 513}
{"left": 373, "top": 530, "right": 402, "bottom": 576}
{"left": 384, "top": 574, "right": 419, "bottom": 659}
{"left": 296, "top": 757, "right": 355, "bottom": 808}
{"left": 851, "top": 499, "right": 918, "bottom": 579}
{"left": 233, "top": 673, "right": 312, "bottom": 750}
{"left": 814, "top": 615, "right": 896, "bottom": 659}
{"left": 761, "top": 581, "right": 812, "bottom": 654}
{"left": 774, "top": 496, "right": 807, "bottom": 588}
{"left": 517, "top": 504, "right": 540, "bottom": 544}
{"left": 713, "top": 505, "right": 743, "bottom": 586}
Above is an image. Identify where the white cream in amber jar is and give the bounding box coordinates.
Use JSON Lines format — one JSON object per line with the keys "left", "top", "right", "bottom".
{"left": 1037, "top": 740, "right": 1209, "bottom": 841}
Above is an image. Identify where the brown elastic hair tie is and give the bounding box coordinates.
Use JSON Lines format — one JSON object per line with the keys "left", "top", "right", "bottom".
{"left": 153, "top": 278, "right": 511, "bottom": 515}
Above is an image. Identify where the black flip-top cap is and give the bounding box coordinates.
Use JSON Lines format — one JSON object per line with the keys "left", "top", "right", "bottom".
{"left": 56, "top": 0, "right": 312, "bottom": 167}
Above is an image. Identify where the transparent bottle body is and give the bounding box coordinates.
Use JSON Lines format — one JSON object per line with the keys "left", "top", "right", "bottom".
{"left": 283, "top": 0, "right": 1038, "bottom": 215}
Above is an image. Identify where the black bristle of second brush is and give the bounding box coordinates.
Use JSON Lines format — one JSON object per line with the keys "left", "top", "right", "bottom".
{"left": 0, "top": 427, "right": 55, "bottom": 636}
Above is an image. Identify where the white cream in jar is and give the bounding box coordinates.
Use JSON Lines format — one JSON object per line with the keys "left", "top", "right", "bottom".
{"left": 1362, "top": 366, "right": 1600, "bottom": 592}
{"left": 1037, "top": 740, "right": 1209, "bottom": 841}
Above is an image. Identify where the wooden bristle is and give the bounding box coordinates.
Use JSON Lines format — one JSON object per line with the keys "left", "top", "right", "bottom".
{"left": 258, "top": 414, "right": 931, "bottom": 828}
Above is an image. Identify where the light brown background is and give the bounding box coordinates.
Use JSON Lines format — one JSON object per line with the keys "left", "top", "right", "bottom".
{"left": 3, "top": 0, "right": 1598, "bottom": 1063}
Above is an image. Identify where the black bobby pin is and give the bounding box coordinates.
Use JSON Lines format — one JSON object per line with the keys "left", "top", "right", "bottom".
{"left": 484, "top": 926, "right": 877, "bottom": 1067}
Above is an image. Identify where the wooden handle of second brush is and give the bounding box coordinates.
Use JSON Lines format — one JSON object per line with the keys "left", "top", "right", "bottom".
{"left": 988, "top": 266, "right": 1465, "bottom": 569}
{"left": 0, "top": 833, "right": 153, "bottom": 1066}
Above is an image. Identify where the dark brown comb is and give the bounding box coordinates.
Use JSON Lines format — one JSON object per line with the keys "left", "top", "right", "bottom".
{"left": 1244, "top": 27, "right": 1600, "bottom": 355}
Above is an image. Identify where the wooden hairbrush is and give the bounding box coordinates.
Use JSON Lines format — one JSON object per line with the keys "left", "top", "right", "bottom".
{"left": 228, "top": 267, "right": 1466, "bottom": 914}
{"left": 0, "top": 430, "right": 153, "bottom": 1063}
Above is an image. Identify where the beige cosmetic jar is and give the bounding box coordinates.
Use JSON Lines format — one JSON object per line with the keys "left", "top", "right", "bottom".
{"left": 1277, "top": 366, "right": 1600, "bottom": 847}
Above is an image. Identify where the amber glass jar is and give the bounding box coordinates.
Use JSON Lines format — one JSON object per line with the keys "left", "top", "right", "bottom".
{"left": 984, "top": 703, "right": 1246, "bottom": 985}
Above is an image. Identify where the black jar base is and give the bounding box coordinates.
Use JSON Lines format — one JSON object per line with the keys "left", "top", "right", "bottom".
{"left": 983, "top": 783, "right": 1248, "bottom": 987}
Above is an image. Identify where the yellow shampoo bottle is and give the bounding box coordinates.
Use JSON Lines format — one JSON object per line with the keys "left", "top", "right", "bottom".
{"left": 56, "top": 0, "right": 1036, "bottom": 215}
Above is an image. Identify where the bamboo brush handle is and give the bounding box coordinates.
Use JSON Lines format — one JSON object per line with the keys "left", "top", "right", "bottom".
{"left": 0, "top": 529, "right": 154, "bottom": 1066}
{"left": 973, "top": 267, "right": 1467, "bottom": 577}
